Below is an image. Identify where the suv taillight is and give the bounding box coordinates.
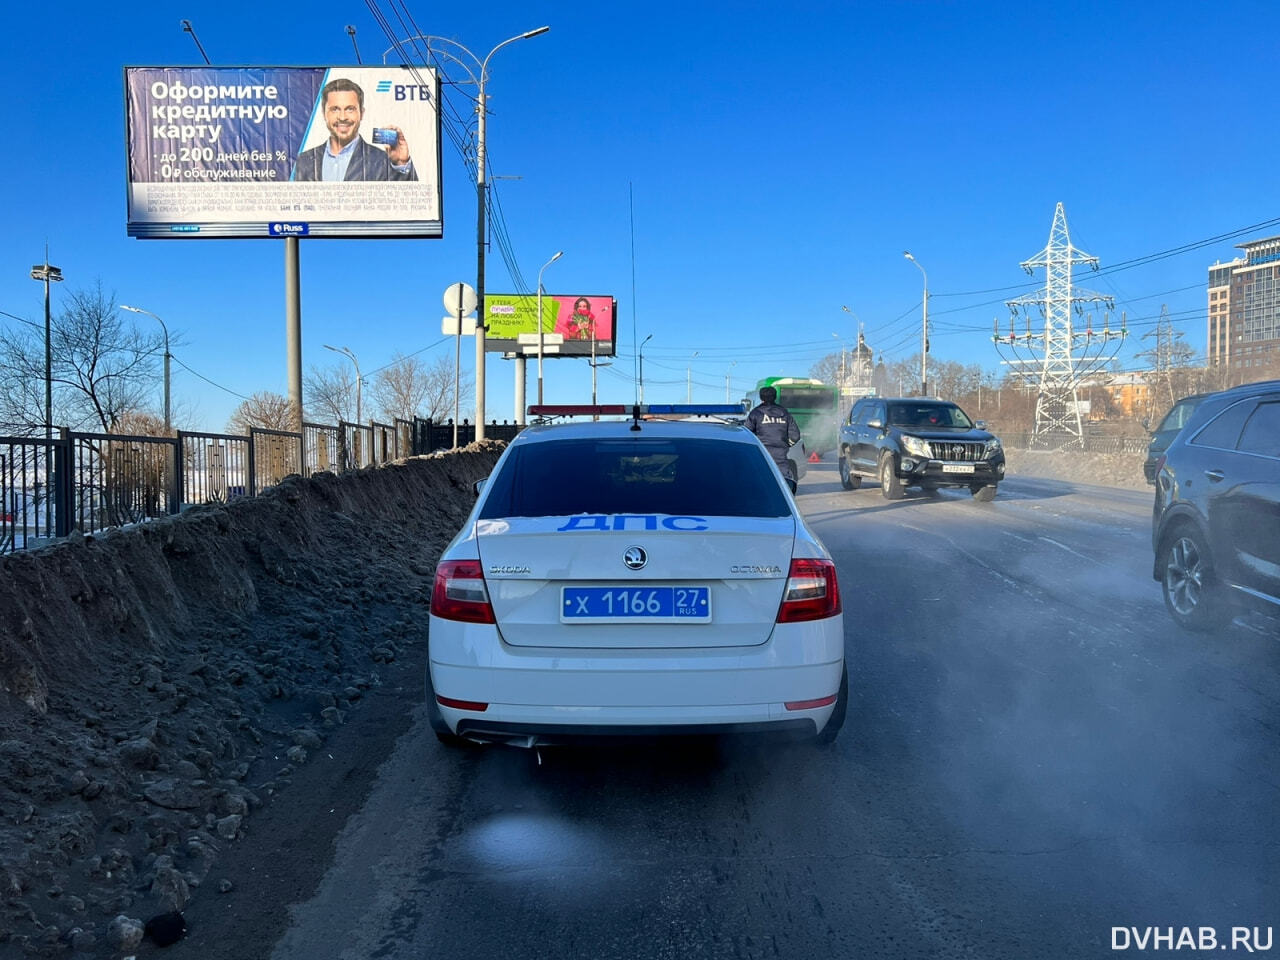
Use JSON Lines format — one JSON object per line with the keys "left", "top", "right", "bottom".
{"left": 776, "top": 558, "right": 842, "bottom": 623}
{"left": 431, "top": 560, "right": 495, "bottom": 624}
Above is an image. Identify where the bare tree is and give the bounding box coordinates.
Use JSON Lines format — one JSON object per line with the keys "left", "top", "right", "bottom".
{"left": 0, "top": 282, "right": 165, "bottom": 435}
{"left": 112, "top": 409, "right": 170, "bottom": 437}
{"left": 304, "top": 364, "right": 358, "bottom": 424}
{"left": 227, "top": 391, "right": 297, "bottom": 434}
{"left": 371, "top": 353, "right": 471, "bottom": 422}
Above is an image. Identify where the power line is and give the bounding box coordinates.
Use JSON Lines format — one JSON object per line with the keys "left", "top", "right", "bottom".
{"left": 170, "top": 355, "right": 251, "bottom": 401}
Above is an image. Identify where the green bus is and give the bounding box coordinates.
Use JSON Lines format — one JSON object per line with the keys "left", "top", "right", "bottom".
{"left": 744, "top": 377, "right": 841, "bottom": 456}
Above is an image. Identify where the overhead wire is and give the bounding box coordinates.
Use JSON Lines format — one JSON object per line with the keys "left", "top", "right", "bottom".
{"left": 366, "top": 0, "right": 530, "bottom": 294}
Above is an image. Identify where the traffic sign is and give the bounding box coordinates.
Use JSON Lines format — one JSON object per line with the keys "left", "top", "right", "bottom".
{"left": 442, "top": 315, "right": 478, "bottom": 336}
{"left": 442, "top": 282, "right": 477, "bottom": 319}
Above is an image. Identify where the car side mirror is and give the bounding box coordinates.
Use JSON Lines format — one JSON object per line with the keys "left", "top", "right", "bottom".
{"left": 473, "top": 477, "right": 487, "bottom": 497}
{"left": 867, "top": 418, "right": 884, "bottom": 430}
{"left": 975, "top": 419, "right": 987, "bottom": 430}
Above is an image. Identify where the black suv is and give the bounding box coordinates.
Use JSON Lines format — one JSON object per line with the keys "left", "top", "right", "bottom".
{"left": 837, "top": 397, "right": 1005, "bottom": 501}
{"left": 1152, "top": 379, "right": 1280, "bottom": 631}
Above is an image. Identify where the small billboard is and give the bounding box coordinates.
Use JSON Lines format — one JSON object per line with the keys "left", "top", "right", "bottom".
{"left": 124, "top": 65, "right": 442, "bottom": 238}
{"left": 484, "top": 294, "right": 617, "bottom": 357}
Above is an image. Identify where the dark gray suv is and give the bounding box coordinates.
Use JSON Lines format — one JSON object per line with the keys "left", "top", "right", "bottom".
{"left": 1151, "top": 379, "right": 1280, "bottom": 631}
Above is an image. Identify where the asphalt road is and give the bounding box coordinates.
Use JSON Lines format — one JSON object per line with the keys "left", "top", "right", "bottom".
{"left": 159, "top": 466, "right": 1278, "bottom": 960}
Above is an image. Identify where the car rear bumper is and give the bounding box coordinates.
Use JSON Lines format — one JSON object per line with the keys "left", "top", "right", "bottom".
{"left": 428, "top": 617, "right": 844, "bottom": 743}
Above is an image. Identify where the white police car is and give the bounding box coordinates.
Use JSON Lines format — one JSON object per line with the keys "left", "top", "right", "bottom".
{"left": 427, "top": 404, "right": 846, "bottom": 747}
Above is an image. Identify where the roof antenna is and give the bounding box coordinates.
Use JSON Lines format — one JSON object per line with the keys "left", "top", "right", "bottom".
{"left": 630, "top": 404, "right": 642, "bottom": 431}
{"left": 181, "top": 20, "right": 211, "bottom": 64}
{"left": 346, "top": 25, "right": 363, "bottom": 64}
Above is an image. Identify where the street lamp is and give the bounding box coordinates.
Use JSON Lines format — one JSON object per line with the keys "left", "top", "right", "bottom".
{"left": 120, "top": 305, "right": 171, "bottom": 432}
{"left": 536, "top": 250, "right": 563, "bottom": 405}
{"left": 686, "top": 350, "right": 700, "bottom": 403}
{"left": 725, "top": 360, "right": 737, "bottom": 403}
{"left": 638, "top": 333, "right": 653, "bottom": 403}
{"left": 323, "top": 344, "right": 361, "bottom": 424}
{"left": 386, "top": 27, "right": 551, "bottom": 440}
{"left": 29, "top": 258, "right": 63, "bottom": 442}
{"left": 903, "top": 252, "right": 929, "bottom": 395}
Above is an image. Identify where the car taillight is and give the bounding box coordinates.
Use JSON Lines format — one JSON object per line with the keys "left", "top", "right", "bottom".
{"left": 430, "top": 560, "right": 495, "bottom": 624}
{"left": 776, "top": 558, "right": 842, "bottom": 623}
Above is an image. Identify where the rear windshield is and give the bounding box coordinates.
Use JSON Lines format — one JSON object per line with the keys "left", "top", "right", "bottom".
{"left": 479, "top": 436, "right": 792, "bottom": 519}
{"left": 887, "top": 403, "right": 972, "bottom": 429}
{"left": 1156, "top": 398, "right": 1202, "bottom": 433}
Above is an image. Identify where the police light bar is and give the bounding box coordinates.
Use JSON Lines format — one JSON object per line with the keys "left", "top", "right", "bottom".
{"left": 528, "top": 403, "right": 744, "bottom": 418}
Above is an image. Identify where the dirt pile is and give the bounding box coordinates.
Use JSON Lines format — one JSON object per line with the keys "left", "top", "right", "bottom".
{"left": 0, "top": 443, "right": 503, "bottom": 957}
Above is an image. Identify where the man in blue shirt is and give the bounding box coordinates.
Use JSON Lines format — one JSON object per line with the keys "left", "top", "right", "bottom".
{"left": 294, "top": 78, "right": 418, "bottom": 182}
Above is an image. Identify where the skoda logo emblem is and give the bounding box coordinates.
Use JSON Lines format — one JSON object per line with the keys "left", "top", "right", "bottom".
{"left": 623, "top": 546, "right": 647, "bottom": 570}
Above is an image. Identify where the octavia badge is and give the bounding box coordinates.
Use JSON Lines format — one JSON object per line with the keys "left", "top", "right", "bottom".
{"left": 623, "top": 546, "right": 647, "bottom": 570}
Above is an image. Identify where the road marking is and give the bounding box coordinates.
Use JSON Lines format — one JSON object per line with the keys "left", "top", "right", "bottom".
{"left": 1038, "top": 536, "right": 1093, "bottom": 562}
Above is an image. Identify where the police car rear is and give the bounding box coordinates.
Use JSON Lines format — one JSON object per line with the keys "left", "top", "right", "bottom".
{"left": 427, "top": 404, "right": 846, "bottom": 747}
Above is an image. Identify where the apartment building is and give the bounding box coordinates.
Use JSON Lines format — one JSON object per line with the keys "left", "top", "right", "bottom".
{"left": 1207, "top": 235, "right": 1280, "bottom": 372}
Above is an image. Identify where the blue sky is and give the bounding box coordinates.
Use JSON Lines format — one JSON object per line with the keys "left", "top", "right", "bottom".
{"left": 3, "top": 0, "right": 1277, "bottom": 430}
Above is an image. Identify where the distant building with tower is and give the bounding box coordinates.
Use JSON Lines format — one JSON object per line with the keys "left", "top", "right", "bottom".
{"left": 1207, "top": 236, "right": 1280, "bottom": 372}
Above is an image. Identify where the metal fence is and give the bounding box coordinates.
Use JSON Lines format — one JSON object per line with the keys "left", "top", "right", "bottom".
{"left": 0, "top": 417, "right": 525, "bottom": 553}
{"left": 1003, "top": 433, "right": 1149, "bottom": 454}
{"left": 412, "top": 418, "right": 524, "bottom": 452}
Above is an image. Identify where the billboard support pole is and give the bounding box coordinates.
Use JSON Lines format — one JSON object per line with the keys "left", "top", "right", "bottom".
{"left": 285, "top": 237, "right": 303, "bottom": 431}
{"left": 515, "top": 357, "right": 526, "bottom": 424}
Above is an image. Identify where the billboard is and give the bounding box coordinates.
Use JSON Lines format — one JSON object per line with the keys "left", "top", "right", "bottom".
{"left": 124, "top": 66, "right": 441, "bottom": 238}
{"left": 484, "top": 295, "right": 617, "bottom": 357}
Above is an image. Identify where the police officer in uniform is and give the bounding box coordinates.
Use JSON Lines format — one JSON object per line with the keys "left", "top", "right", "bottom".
{"left": 746, "top": 386, "right": 802, "bottom": 493}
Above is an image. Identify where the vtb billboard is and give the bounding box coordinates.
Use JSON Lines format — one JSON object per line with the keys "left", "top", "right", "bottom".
{"left": 124, "top": 66, "right": 441, "bottom": 238}
{"left": 484, "top": 295, "right": 617, "bottom": 357}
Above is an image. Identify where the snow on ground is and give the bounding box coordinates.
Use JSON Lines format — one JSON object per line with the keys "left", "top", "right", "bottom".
{"left": 0, "top": 441, "right": 1142, "bottom": 956}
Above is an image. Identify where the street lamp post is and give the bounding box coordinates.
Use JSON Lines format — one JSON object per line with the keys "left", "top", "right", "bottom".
{"left": 638, "top": 333, "right": 653, "bottom": 404}
{"left": 323, "top": 344, "right": 361, "bottom": 424}
{"left": 536, "top": 250, "right": 563, "bottom": 405}
{"left": 903, "top": 252, "right": 929, "bottom": 395}
{"left": 725, "top": 360, "right": 737, "bottom": 403}
{"left": 120, "top": 305, "right": 171, "bottom": 432}
{"left": 686, "top": 350, "right": 700, "bottom": 403}
{"left": 386, "top": 28, "right": 551, "bottom": 440}
{"left": 29, "top": 259, "right": 63, "bottom": 442}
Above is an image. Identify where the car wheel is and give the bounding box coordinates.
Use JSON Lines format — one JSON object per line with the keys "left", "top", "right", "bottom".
{"left": 838, "top": 455, "right": 859, "bottom": 490}
{"left": 425, "top": 668, "right": 466, "bottom": 747}
{"left": 970, "top": 484, "right": 998, "bottom": 502}
{"left": 815, "top": 663, "right": 848, "bottom": 746}
{"left": 1160, "top": 526, "right": 1223, "bottom": 632}
{"left": 879, "top": 452, "right": 905, "bottom": 500}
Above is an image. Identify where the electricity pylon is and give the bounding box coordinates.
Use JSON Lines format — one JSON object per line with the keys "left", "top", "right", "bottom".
{"left": 993, "top": 202, "right": 1127, "bottom": 446}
